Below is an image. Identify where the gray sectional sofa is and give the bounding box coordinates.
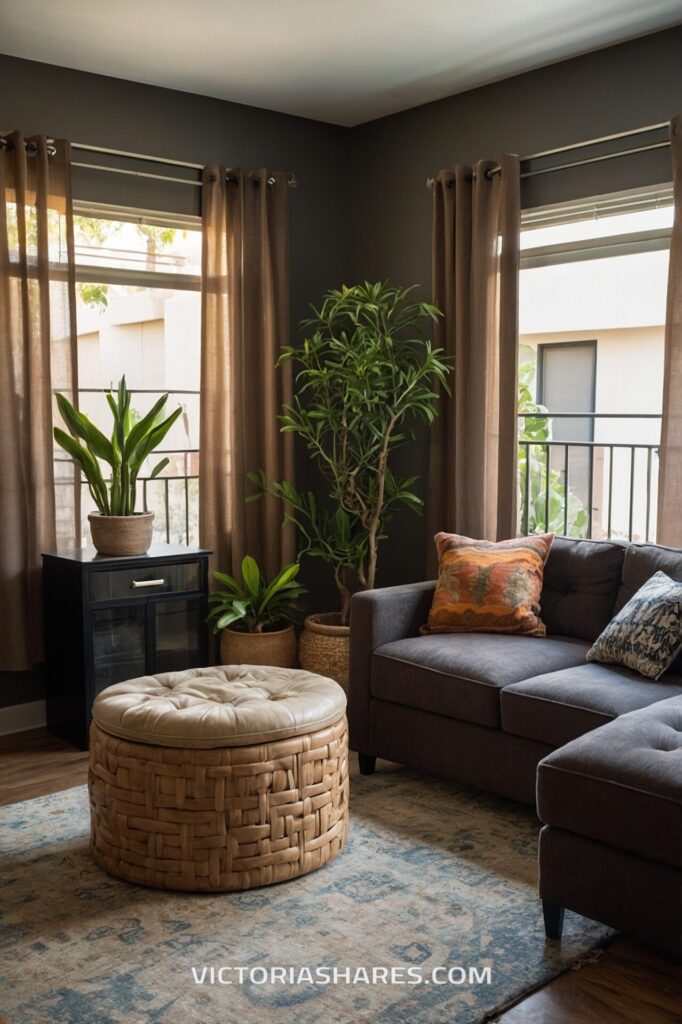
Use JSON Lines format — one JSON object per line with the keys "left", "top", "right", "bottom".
{"left": 348, "top": 537, "right": 682, "bottom": 960}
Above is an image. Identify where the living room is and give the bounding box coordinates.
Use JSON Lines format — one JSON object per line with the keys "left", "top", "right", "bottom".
{"left": 1, "top": 3, "right": 682, "bottom": 1023}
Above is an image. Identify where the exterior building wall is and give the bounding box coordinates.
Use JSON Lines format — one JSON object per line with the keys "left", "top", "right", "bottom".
{"left": 520, "top": 326, "right": 663, "bottom": 542}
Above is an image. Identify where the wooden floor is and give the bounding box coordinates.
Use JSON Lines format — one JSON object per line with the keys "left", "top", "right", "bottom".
{"left": 0, "top": 727, "right": 89, "bottom": 806}
{"left": 1, "top": 731, "right": 681, "bottom": 1024}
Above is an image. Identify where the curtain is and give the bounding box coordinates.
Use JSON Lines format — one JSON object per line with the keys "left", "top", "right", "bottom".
{"left": 657, "top": 116, "right": 682, "bottom": 547}
{"left": 200, "top": 167, "right": 294, "bottom": 578}
{"left": 427, "top": 155, "right": 520, "bottom": 569}
{"left": 0, "top": 132, "right": 78, "bottom": 671}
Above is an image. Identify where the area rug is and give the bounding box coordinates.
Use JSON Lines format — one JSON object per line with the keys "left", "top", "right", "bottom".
{"left": 0, "top": 760, "right": 612, "bottom": 1024}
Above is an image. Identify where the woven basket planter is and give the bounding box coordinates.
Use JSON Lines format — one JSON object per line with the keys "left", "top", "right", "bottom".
{"left": 89, "top": 717, "right": 349, "bottom": 892}
{"left": 88, "top": 511, "right": 154, "bottom": 556}
{"left": 219, "top": 624, "right": 298, "bottom": 668}
{"left": 298, "top": 613, "right": 350, "bottom": 690}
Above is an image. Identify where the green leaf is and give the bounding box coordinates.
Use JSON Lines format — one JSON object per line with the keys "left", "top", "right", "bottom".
{"left": 241, "top": 555, "right": 261, "bottom": 597}
{"left": 214, "top": 570, "right": 241, "bottom": 592}
{"left": 55, "top": 393, "right": 117, "bottom": 465}
{"left": 149, "top": 457, "right": 169, "bottom": 480}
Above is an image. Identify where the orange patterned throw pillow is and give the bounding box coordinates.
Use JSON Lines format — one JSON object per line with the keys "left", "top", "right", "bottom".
{"left": 423, "top": 532, "right": 555, "bottom": 636}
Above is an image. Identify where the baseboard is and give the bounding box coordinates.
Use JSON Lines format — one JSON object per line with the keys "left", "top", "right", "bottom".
{"left": 0, "top": 700, "right": 46, "bottom": 736}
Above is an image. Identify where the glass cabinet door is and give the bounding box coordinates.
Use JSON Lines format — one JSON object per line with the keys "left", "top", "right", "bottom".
{"left": 155, "top": 598, "right": 205, "bottom": 674}
{"left": 92, "top": 605, "right": 147, "bottom": 695}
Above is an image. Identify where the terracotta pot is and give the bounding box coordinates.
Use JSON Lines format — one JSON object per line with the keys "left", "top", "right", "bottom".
{"left": 298, "top": 613, "right": 350, "bottom": 690}
{"left": 219, "top": 624, "right": 298, "bottom": 668}
{"left": 88, "top": 511, "right": 155, "bottom": 557}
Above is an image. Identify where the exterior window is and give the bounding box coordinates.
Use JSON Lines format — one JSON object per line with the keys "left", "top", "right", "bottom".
{"left": 60, "top": 208, "right": 201, "bottom": 546}
{"left": 518, "top": 187, "right": 672, "bottom": 542}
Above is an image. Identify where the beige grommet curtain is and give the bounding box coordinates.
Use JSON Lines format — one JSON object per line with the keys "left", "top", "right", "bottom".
{"left": 0, "top": 132, "right": 78, "bottom": 671}
{"left": 200, "top": 167, "right": 294, "bottom": 578}
{"left": 657, "top": 115, "right": 682, "bottom": 547}
{"left": 427, "top": 155, "right": 520, "bottom": 569}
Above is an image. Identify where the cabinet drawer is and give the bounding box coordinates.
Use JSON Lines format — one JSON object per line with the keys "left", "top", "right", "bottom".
{"left": 89, "top": 561, "right": 202, "bottom": 602}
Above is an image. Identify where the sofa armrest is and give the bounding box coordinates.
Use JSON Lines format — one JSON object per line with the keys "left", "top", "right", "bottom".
{"left": 347, "top": 581, "right": 436, "bottom": 753}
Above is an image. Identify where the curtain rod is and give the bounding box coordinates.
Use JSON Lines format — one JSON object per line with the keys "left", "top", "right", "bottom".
{"left": 426, "top": 121, "right": 670, "bottom": 188}
{"left": 71, "top": 142, "right": 297, "bottom": 188}
{"left": 0, "top": 136, "right": 296, "bottom": 187}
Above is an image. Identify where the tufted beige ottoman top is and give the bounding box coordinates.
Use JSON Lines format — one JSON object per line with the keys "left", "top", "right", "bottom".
{"left": 92, "top": 665, "right": 346, "bottom": 749}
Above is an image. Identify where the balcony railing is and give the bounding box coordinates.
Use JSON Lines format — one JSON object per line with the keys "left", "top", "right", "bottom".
{"left": 518, "top": 412, "right": 661, "bottom": 542}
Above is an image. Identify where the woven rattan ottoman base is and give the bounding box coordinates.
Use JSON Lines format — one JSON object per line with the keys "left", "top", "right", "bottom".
{"left": 88, "top": 716, "right": 349, "bottom": 892}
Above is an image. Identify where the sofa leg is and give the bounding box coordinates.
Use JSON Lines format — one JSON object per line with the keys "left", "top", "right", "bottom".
{"left": 358, "top": 754, "right": 376, "bottom": 775}
{"left": 542, "top": 899, "right": 565, "bottom": 940}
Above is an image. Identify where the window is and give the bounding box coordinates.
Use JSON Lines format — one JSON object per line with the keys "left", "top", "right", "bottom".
{"left": 518, "top": 186, "right": 672, "bottom": 542}
{"left": 59, "top": 205, "right": 202, "bottom": 546}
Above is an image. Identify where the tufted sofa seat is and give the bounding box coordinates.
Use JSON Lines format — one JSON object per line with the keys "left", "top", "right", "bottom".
{"left": 538, "top": 696, "right": 682, "bottom": 869}
{"left": 537, "top": 695, "right": 682, "bottom": 959}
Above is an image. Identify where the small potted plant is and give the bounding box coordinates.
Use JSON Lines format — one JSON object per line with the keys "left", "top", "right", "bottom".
{"left": 208, "top": 555, "right": 305, "bottom": 668}
{"left": 54, "top": 376, "right": 182, "bottom": 557}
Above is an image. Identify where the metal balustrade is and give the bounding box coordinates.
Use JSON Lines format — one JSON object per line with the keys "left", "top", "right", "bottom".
{"left": 518, "top": 412, "right": 661, "bottom": 542}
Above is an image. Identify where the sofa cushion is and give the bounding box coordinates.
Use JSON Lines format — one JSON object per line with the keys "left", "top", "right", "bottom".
{"left": 423, "top": 532, "right": 554, "bottom": 637}
{"left": 537, "top": 695, "right": 682, "bottom": 869}
{"left": 588, "top": 571, "right": 682, "bottom": 680}
{"left": 371, "top": 634, "right": 589, "bottom": 728}
{"left": 616, "top": 542, "right": 682, "bottom": 673}
{"left": 501, "top": 661, "right": 682, "bottom": 747}
{"left": 539, "top": 537, "right": 625, "bottom": 642}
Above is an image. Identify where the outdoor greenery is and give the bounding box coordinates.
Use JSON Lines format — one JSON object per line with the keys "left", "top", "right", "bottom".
{"left": 249, "top": 281, "right": 450, "bottom": 624}
{"left": 53, "top": 376, "right": 182, "bottom": 516}
{"left": 208, "top": 556, "right": 306, "bottom": 634}
{"left": 517, "top": 356, "right": 588, "bottom": 537}
{"left": 73, "top": 217, "right": 180, "bottom": 308}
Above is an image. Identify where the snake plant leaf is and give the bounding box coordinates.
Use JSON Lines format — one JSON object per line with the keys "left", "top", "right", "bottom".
{"left": 122, "top": 393, "right": 169, "bottom": 461}
{"left": 128, "top": 406, "right": 183, "bottom": 473}
{"left": 55, "top": 393, "right": 117, "bottom": 465}
{"left": 149, "top": 457, "right": 170, "bottom": 480}
{"left": 53, "top": 427, "right": 109, "bottom": 514}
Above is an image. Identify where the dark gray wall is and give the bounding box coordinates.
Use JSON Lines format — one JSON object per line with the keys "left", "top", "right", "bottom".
{"left": 0, "top": 54, "right": 351, "bottom": 337}
{"left": 347, "top": 26, "right": 682, "bottom": 587}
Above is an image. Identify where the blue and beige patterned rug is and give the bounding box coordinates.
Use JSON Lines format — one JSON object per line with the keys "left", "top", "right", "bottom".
{"left": 0, "top": 760, "right": 612, "bottom": 1024}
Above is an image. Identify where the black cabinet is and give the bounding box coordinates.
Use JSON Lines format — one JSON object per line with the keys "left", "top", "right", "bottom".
{"left": 43, "top": 544, "right": 211, "bottom": 748}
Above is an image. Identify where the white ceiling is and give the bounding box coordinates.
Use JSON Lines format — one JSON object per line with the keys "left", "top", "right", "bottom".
{"left": 1, "top": 0, "right": 681, "bottom": 126}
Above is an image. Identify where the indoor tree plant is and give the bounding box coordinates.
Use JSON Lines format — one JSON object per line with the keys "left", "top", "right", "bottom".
{"left": 208, "top": 555, "right": 306, "bottom": 667}
{"left": 249, "top": 281, "right": 450, "bottom": 684}
{"left": 54, "top": 376, "right": 182, "bottom": 556}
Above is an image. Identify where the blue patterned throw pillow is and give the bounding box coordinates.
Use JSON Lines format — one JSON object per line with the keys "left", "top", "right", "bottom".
{"left": 587, "top": 571, "right": 682, "bottom": 680}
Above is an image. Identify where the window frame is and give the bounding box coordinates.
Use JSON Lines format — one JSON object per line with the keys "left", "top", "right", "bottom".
{"left": 69, "top": 201, "right": 203, "bottom": 547}
{"left": 520, "top": 184, "right": 673, "bottom": 270}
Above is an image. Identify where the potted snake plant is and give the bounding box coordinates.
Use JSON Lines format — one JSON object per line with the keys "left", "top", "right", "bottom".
{"left": 208, "top": 555, "right": 306, "bottom": 668}
{"left": 54, "top": 376, "right": 182, "bottom": 556}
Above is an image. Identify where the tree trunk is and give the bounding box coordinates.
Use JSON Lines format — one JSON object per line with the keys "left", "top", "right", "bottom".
{"left": 335, "top": 564, "right": 352, "bottom": 626}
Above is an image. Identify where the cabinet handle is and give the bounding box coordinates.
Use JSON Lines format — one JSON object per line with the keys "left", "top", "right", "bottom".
{"left": 131, "top": 578, "right": 166, "bottom": 589}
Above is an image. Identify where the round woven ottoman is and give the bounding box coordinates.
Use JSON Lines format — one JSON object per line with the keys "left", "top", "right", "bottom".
{"left": 88, "top": 665, "right": 349, "bottom": 892}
